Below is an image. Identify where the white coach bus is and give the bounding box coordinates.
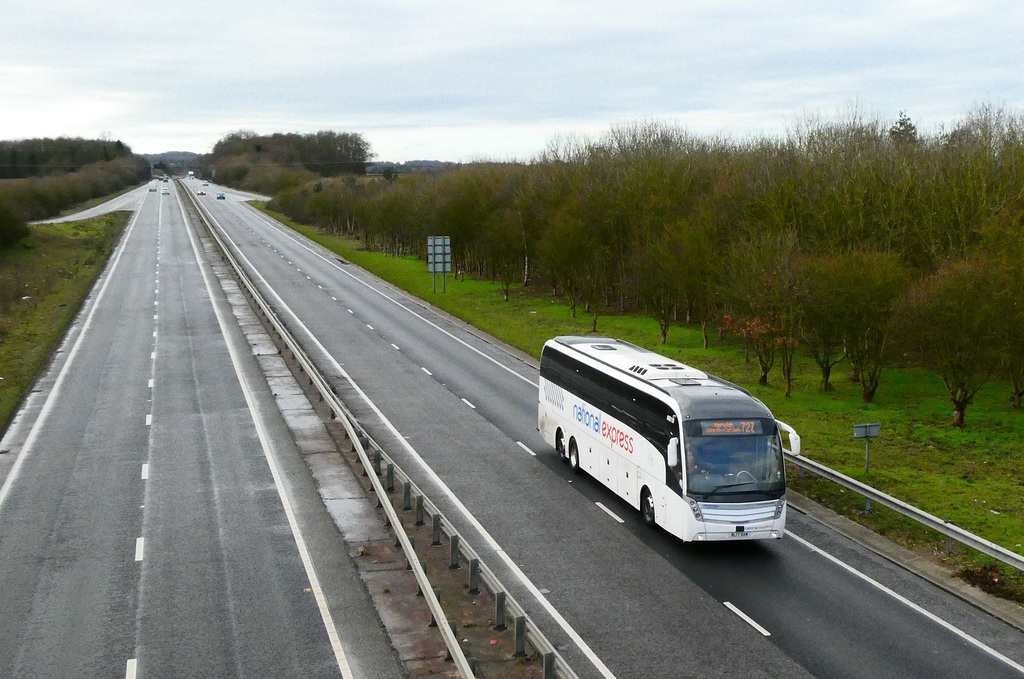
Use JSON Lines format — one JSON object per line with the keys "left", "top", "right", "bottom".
{"left": 538, "top": 336, "right": 800, "bottom": 542}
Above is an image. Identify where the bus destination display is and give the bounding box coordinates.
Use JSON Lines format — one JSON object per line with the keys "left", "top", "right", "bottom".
{"left": 700, "top": 420, "right": 763, "bottom": 436}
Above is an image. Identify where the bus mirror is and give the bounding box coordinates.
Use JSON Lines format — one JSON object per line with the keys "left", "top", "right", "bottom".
{"left": 776, "top": 420, "right": 801, "bottom": 456}
{"left": 667, "top": 438, "right": 680, "bottom": 468}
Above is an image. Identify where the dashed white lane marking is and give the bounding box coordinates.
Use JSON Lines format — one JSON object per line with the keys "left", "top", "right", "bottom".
{"left": 595, "top": 502, "right": 624, "bottom": 523}
{"left": 125, "top": 658, "right": 137, "bottom": 679}
{"left": 516, "top": 441, "right": 537, "bottom": 457}
{"left": 366, "top": 324, "right": 374, "bottom": 330}
{"left": 148, "top": 379, "right": 153, "bottom": 388}
{"left": 134, "top": 538, "right": 145, "bottom": 562}
{"left": 421, "top": 367, "right": 432, "bottom": 376}
{"left": 461, "top": 398, "right": 476, "bottom": 409}
{"left": 145, "top": 414, "right": 152, "bottom": 426}
{"left": 141, "top": 463, "right": 149, "bottom": 480}
{"left": 331, "top": 296, "right": 337, "bottom": 301}
{"left": 724, "top": 602, "right": 770, "bottom": 636}
{"left": 391, "top": 343, "right": 400, "bottom": 350}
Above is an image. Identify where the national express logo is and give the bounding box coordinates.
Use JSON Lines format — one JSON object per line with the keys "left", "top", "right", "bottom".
{"left": 572, "top": 403, "right": 635, "bottom": 455}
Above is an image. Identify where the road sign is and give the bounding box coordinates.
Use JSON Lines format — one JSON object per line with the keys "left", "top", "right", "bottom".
{"left": 853, "top": 423, "right": 881, "bottom": 484}
{"left": 427, "top": 236, "right": 451, "bottom": 274}
{"left": 427, "top": 236, "right": 451, "bottom": 292}
{"left": 853, "top": 423, "right": 880, "bottom": 439}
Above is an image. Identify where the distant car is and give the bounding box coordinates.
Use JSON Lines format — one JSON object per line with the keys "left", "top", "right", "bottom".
{"left": 203, "top": 182, "right": 209, "bottom": 186}
{"left": 216, "top": 193, "right": 226, "bottom": 199}
{"left": 162, "top": 189, "right": 169, "bottom": 195}
{"left": 197, "top": 190, "right": 206, "bottom": 195}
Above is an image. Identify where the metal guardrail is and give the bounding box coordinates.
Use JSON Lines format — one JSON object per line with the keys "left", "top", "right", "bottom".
{"left": 777, "top": 420, "right": 1024, "bottom": 572}
{"left": 182, "top": 187, "right": 578, "bottom": 679}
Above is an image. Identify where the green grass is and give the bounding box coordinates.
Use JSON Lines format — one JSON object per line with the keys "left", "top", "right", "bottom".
{"left": 258, "top": 204, "right": 1024, "bottom": 595}
{"left": 0, "top": 212, "right": 130, "bottom": 433}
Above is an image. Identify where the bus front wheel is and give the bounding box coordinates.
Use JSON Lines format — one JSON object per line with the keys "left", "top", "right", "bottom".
{"left": 641, "top": 488, "right": 656, "bottom": 527}
{"left": 555, "top": 430, "right": 566, "bottom": 461}
{"left": 568, "top": 439, "right": 580, "bottom": 474}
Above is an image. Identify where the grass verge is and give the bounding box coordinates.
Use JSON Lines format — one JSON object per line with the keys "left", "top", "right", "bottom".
{"left": 0, "top": 211, "right": 131, "bottom": 434}
{"left": 256, "top": 204, "right": 1024, "bottom": 602}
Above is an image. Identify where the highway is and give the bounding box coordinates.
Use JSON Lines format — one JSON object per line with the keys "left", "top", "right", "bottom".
{"left": 0, "top": 184, "right": 402, "bottom": 678}
{"left": 191, "top": 180, "right": 1024, "bottom": 679}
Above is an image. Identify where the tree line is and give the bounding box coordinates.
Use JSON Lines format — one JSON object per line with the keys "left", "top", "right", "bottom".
{"left": 198, "top": 130, "right": 373, "bottom": 189}
{"left": 0, "top": 137, "right": 136, "bottom": 179}
{"left": 0, "top": 139, "right": 150, "bottom": 248}
{"left": 223, "top": 108, "right": 1024, "bottom": 427}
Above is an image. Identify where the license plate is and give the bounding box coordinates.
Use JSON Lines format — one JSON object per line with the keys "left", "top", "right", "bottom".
{"left": 731, "top": 531, "right": 748, "bottom": 537}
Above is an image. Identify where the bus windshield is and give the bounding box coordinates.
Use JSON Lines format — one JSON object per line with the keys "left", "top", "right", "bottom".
{"left": 683, "top": 418, "right": 785, "bottom": 499}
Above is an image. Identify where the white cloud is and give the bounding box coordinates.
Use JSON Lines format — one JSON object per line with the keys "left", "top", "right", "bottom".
{"left": 1, "top": 1, "right": 1023, "bottom": 160}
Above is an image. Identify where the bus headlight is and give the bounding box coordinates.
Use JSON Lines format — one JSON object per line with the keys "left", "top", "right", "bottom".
{"left": 686, "top": 497, "right": 702, "bottom": 521}
{"left": 774, "top": 498, "right": 785, "bottom": 520}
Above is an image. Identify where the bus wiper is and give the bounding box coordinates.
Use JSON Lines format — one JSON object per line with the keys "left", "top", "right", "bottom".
{"left": 707, "top": 481, "right": 757, "bottom": 494}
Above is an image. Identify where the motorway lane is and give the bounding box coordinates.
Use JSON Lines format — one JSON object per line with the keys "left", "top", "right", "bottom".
{"left": 0, "top": 185, "right": 377, "bottom": 678}
{"left": 0, "top": 194, "right": 158, "bottom": 677}
{"left": 137, "top": 188, "right": 342, "bottom": 677}
{"left": 199, "top": 191, "right": 1024, "bottom": 679}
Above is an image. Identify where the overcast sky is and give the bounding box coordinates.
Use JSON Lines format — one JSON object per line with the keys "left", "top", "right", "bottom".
{"left": 3, "top": 1, "right": 1022, "bottom": 162}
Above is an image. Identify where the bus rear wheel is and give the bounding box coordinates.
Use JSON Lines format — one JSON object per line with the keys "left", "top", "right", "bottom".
{"left": 555, "top": 430, "right": 566, "bottom": 462}
{"left": 568, "top": 439, "right": 580, "bottom": 474}
{"left": 641, "top": 488, "right": 656, "bottom": 527}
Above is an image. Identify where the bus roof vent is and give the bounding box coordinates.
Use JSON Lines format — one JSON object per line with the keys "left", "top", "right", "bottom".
{"left": 629, "top": 365, "right": 648, "bottom": 375}
{"left": 651, "top": 363, "right": 683, "bottom": 371}
{"left": 592, "top": 344, "right": 618, "bottom": 351}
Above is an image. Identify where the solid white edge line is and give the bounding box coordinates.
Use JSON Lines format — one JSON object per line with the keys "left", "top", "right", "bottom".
{"left": 125, "top": 658, "right": 137, "bottom": 679}
{"left": 788, "top": 531, "right": 1024, "bottom": 674}
{"left": 595, "top": 502, "right": 625, "bottom": 524}
{"left": 0, "top": 208, "right": 143, "bottom": 514}
{"left": 207, "top": 213, "right": 616, "bottom": 679}
{"left": 180, "top": 202, "right": 354, "bottom": 679}
{"left": 723, "top": 601, "right": 770, "bottom": 636}
{"left": 242, "top": 206, "right": 539, "bottom": 388}
{"left": 516, "top": 441, "right": 537, "bottom": 457}
{"left": 134, "top": 537, "right": 145, "bottom": 562}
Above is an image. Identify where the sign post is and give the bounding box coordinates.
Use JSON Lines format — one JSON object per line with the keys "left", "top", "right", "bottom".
{"left": 427, "top": 236, "right": 452, "bottom": 293}
{"left": 853, "top": 423, "right": 881, "bottom": 511}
